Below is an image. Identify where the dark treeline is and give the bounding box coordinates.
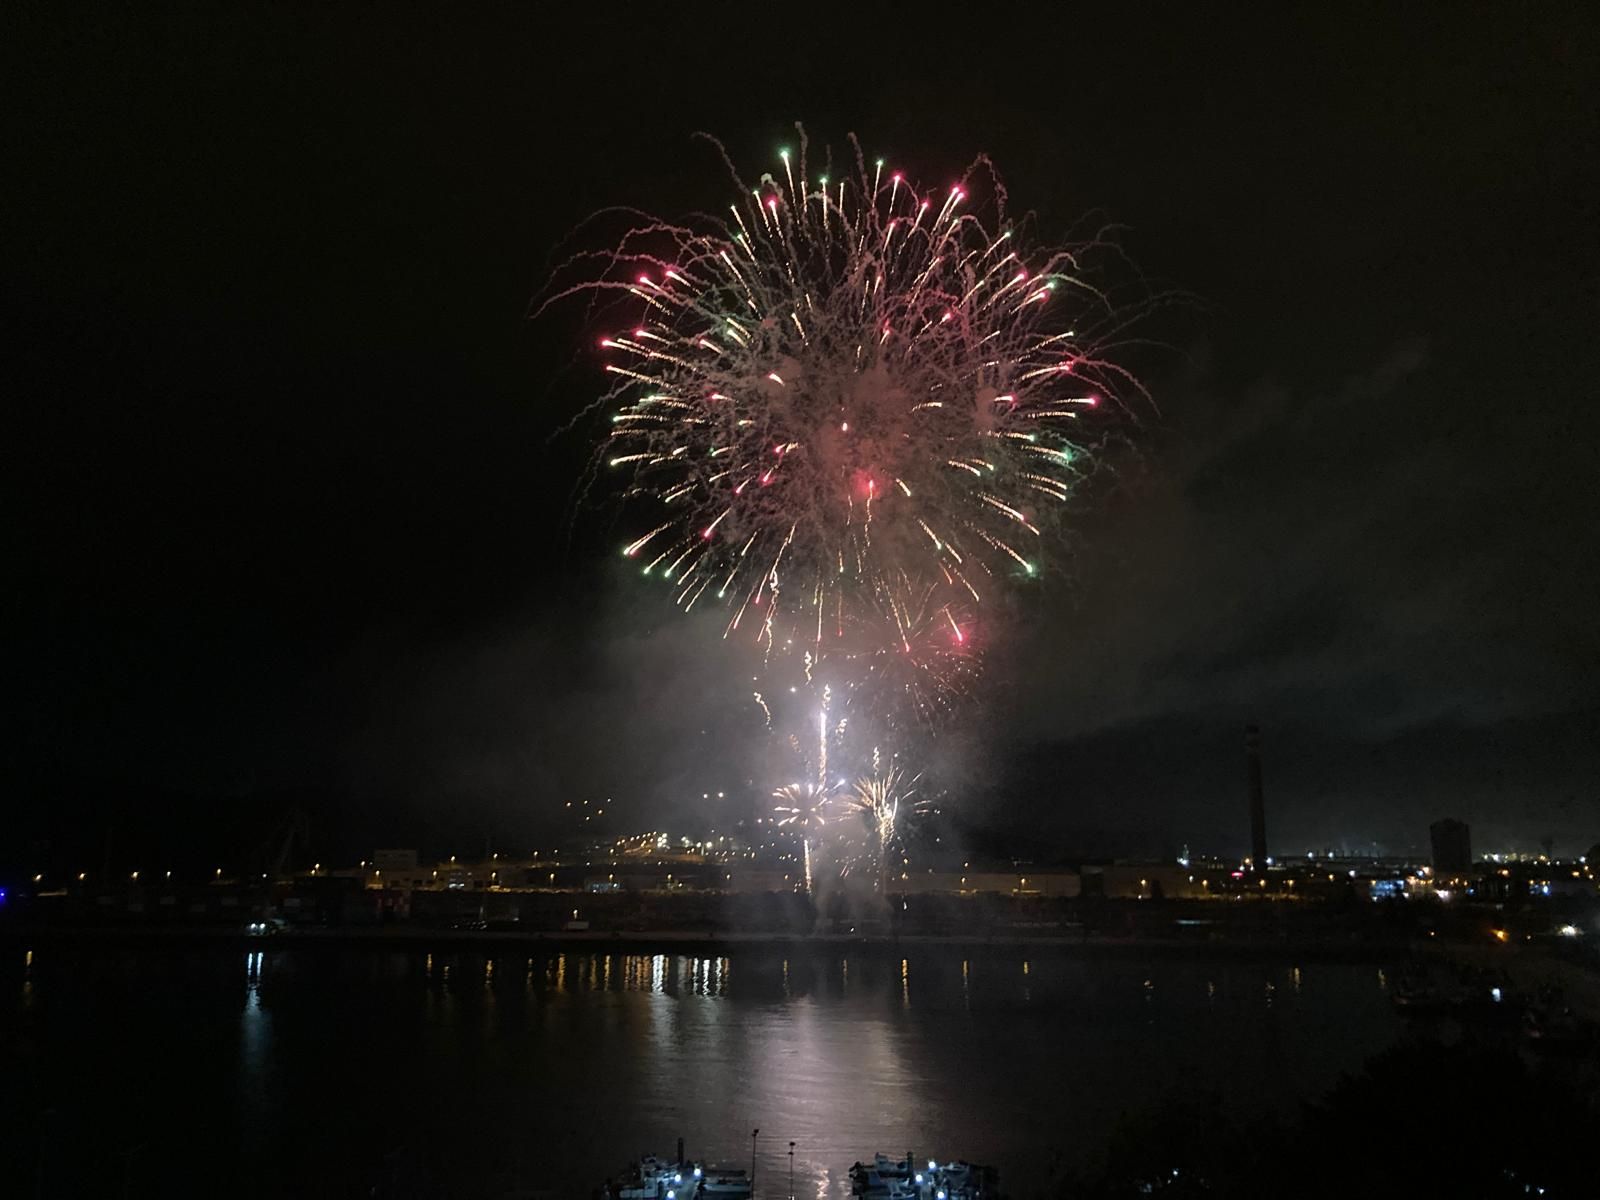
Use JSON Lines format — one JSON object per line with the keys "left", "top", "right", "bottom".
{"left": 1054, "top": 1038, "right": 1595, "bottom": 1198}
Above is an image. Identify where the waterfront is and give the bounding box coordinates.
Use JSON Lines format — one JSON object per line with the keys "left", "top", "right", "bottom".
{"left": 1, "top": 944, "right": 1407, "bottom": 1198}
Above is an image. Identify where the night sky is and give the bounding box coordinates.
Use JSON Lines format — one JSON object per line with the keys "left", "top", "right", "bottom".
{"left": 6, "top": 6, "right": 1597, "bottom": 870}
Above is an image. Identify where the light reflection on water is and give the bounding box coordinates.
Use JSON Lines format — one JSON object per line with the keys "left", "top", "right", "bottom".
{"left": 7, "top": 947, "right": 1405, "bottom": 1199}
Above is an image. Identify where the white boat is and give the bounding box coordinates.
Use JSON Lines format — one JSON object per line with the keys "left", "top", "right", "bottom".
{"left": 698, "top": 1166, "right": 752, "bottom": 1200}
{"left": 610, "top": 1149, "right": 986, "bottom": 1200}
{"left": 851, "top": 1155, "right": 992, "bottom": 1200}
{"left": 613, "top": 1156, "right": 700, "bottom": 1200}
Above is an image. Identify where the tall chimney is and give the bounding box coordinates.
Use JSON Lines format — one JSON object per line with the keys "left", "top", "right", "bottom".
{"left": 1246, "top": 724, "right": 1268, "bottom": 870}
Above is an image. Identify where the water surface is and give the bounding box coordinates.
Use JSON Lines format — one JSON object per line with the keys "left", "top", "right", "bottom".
{"left": 1, "top": 944, "right": 1405, "bottom": 1197}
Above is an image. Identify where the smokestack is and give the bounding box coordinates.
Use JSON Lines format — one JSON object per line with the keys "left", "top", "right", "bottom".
{"left": 1246, "top": 724, "right": 1267, "bottom": 870}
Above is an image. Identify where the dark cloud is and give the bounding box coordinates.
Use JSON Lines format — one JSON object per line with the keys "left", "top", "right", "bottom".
{"left": 983, "top": 339, "right": 1599, "bottom": 853}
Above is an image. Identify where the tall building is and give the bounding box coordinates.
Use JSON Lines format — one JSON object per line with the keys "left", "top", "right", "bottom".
{"left": 1246, "top": 724, "right": 1268, "bottom": 869}
{"left": 1429, "top": 819, "right": 1472, "bottom": 873}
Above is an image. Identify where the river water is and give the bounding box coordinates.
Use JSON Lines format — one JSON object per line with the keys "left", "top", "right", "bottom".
{"left": 1, "top": 943, "right": 1405, "bottom": 1197}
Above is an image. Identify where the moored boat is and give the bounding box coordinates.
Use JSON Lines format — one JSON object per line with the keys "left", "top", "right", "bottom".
{"left": 607, "top": 1147, "right": 990, "bottom": 1200}
{"left": 609, "top": 1154, "right": 701, "bottom": 1200}
{"left": 851, "top": 1154, "right": 994, "bottom": 1200}
{"left": 698, "top": 1166, "right": 753, "bottom": 1200}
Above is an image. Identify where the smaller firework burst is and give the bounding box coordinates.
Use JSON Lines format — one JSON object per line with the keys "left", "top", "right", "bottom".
{"left": 836, "top": 752, "right": 930, "bottom": 894}
{"left": 772, "top": 781, "right": 837, "bottom": 830}
{"left": 773, "top": 780, "right": 840, "bottom": 893}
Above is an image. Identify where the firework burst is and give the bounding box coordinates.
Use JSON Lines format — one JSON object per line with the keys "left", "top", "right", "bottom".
{"left": 773, "top": 781, "right": 840, "bottom": 893}
{"left": 836, "top": 753, "right": 928, "bottom": 894}
{"left": 547, "top": 130, "right": 1145, "bottom": 666}
{"left": 547, "top": 130, "right": 1154, "bottom": 872}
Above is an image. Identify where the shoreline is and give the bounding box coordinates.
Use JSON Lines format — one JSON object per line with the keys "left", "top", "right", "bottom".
{"left": 0, "top": 922, "right": 1417, "bottom": 961}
